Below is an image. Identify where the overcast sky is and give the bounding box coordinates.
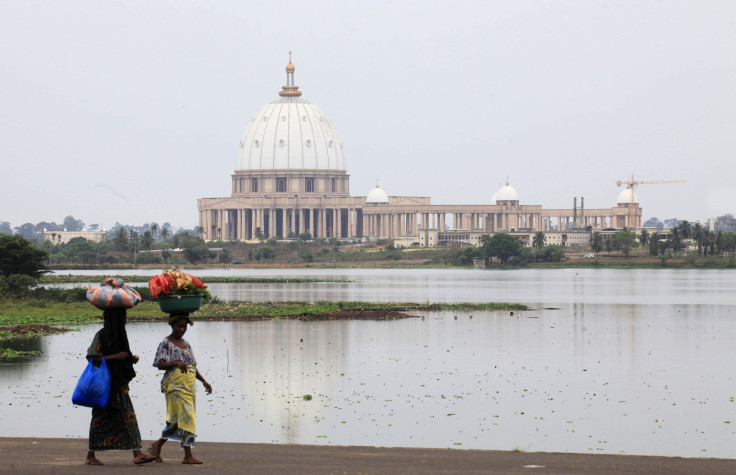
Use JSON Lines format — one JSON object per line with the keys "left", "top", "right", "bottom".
{"left": 1, "top": 1, "right": 734, "bottom": 230}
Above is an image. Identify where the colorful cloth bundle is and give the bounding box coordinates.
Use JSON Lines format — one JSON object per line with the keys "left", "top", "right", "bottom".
{"left": 86, "top": 277, "right": 141, "bottom": 310}
{"left": 148, "top": 270, "right": 207, "bottom": 298}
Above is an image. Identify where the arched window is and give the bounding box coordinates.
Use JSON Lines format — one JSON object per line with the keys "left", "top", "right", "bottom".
{"left": 277, "top": 177, "right": 286, "bottom": 192}
{"left": 305, "top": 178, "right": 314, "bottom": 192}
{"left": 252, "top": 178, "right": 258, "bottom": 193}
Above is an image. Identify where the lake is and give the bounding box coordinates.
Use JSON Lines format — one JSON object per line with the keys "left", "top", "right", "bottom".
{"left": 1, "top": 268, "right": 735, "bottom": 458}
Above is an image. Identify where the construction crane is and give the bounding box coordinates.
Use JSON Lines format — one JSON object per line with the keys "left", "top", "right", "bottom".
{"left": 615, "top": 174, "right": 686, "bottom": 228}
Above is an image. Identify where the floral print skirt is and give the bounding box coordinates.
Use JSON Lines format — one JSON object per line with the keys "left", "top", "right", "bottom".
{"left": 88, "top": 385, "right": 142, "bottom": 451}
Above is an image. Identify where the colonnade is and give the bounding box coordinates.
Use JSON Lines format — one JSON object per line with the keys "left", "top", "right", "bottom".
{"left": 200, "top": 207, "right": 362, "bottom": 241}
{"left": 199, "top": 205, "right": 639, "bottom": 241}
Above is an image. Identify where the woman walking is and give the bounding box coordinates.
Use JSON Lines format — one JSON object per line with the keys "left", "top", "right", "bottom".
{"left": 149, "top": 315, "right": 212, "bottom": 464}
{"left": 85, "top": 307, "right": 156, "bottom": 465}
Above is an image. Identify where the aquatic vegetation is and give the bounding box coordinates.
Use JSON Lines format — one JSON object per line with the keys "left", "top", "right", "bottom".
{"left": 0, "top": 347, "right": 40, "bottom": 359}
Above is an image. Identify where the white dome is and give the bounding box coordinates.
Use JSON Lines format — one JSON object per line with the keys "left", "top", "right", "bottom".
{"left": 495, "top": 184, "right": 519, "bottom": 202}
{"left": 235, "top": 61, "right": 345, "bottom": 171}
{"left": 617, "top": 188, "right": 638, "bottom": 204}
{"left": 366, "top": 185, "right": 389, "bottom": 203}
{"left": 490, "top": 191, "right": 498, "bottom": 205}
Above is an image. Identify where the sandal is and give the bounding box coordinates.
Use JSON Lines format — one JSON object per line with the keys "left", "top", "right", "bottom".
{"left": 147, "top": 445, "right": 163, "bottom": 463}
{"left": 134, "top": 454, "right": 157, "bottom": 464}
{"left": 85, "top": 458, "right": 103, "bottom": 465}
{"left": 182, "top": 458, "right": 203, "bottom": 464}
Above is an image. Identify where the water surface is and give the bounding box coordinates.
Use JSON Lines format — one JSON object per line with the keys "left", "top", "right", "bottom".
{"left": 2, "top": 268, "right": 735, "bottom": 458}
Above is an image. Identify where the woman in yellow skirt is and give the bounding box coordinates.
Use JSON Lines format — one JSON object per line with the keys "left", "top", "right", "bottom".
{"left": 148, "top": 315, "right": 212, "bottom": 464}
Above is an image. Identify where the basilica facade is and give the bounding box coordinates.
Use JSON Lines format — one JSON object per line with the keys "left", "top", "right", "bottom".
{"left": 197, "top": 59, "right": 641, "bottom": 245}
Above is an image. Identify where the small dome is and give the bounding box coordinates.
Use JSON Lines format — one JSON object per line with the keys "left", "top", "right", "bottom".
{"left": 366, "top": 184, "right": 389, "bottom": 203}
{"left": 617, "top": 188, "right": 638, "bottom": 204}
{"left": 495, "top": 183, "right": 519, "bottom": 202}
{"left": 286, "top": 61, "right": 295, "bottom": 72}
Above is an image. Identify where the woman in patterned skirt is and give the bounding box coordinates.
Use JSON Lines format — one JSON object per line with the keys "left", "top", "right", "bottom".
{"left": 85, "top": 307, "right": 156, "bottom": 465}
{"left": 148, "top": 314, "right": 212, "bottom": 464}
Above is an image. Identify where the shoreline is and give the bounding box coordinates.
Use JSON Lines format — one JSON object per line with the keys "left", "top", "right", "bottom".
{"left": 2, "top": 437, "right": 735, "bottom": 474}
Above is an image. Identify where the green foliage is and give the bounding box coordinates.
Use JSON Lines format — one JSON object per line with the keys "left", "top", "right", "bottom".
{"left": 610, "top": 229, "right": 637, "bottom": 257}
{"left": 256, "top": 246, "right": 277, "bottom": 260}
{"left": 591, "top": 232, "right": 603, "bottom": 253}
{"left": 301, "top": 250, "right": 314, "bottom": 262}
{"left": 537, "top": 245, "right": 565, "bottom": 262}
{"left": 0, "top": 275, "right": 38, "bottom": 298}
{"left": 0, "top": 235, "right": 49, "bottom": 278}
{"left": 480, "top": 233, "right": 522, "bottom": 264}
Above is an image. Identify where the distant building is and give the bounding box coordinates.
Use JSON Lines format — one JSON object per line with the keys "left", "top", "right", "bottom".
{"left": 44, "top": 229, "right": 106, "bottom": 244}
{"left": 198, "top": 58, "right": 642, "bottom": 246}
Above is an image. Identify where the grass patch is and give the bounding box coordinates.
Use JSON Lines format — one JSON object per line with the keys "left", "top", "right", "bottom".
{"left": 0, "top": 300, "right": 528, "bottom": 326}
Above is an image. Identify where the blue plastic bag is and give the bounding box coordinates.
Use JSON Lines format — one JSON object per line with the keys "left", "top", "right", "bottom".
{"left": 71, "top": 357, "right": 111, "bottom": 409}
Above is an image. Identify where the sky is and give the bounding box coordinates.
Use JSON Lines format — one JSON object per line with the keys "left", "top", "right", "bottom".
{"left": 1, "top": 1, "right": 735, "bottom": 230}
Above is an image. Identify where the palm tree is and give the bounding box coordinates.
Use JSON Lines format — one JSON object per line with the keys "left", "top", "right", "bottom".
{"left": 679, "top": 220, "right": 692, "bottom": 240}
{"left": 150, "top": 223, "right": 159, "bottom": 241}
{"left": 532, "top": 232, "right": 546, "bottom": 251}
{"left": 692, "top": 223, "right": 704, "bottom": 255}
{"left": 254, "top": 227, "right": 264, "bottom": 263}
{"left": 141, "top": 230, "right": 155, "bottom": 250}
{"left": 114, "top": 228, "right": 129, "bottom": 252}
{"left": 591, "top": 232, "right": 603, "bottom": 253}
{"left": 638, "top": 229, "right": 650, "bottom": 248}
{"left": 670, "top": 227, "right": 682, "bottom": 255}
{"left": 129, "top": 230, "right": 139, "bottom": 264}
{"left": 194, "top": 226, "right": 205, "bottom": 240}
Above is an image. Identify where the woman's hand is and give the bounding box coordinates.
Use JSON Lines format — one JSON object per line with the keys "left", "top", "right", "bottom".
{"left": 114, "top": 351, "right": 130, "bottom": 361}
{"left": 203, "top": 381, "right": 212, "bottom": 394}
{"left": 176, "top": 361, "right": 188, "bottom": 373}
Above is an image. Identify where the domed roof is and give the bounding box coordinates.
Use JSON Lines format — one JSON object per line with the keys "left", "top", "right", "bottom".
{"left": 490, "top": 190, "right": 498, "bottom": 205}
{"left": 617, "top": 188, "right": 638, "bottom": 204}
{"left": 366, "top": 184, "right": 389, "bottom": 203}
{"left": 234, "top": 60, "right": 346, "bottom": 171}
{"left": 494, "top": 182, "right": 520, "bottom": 202}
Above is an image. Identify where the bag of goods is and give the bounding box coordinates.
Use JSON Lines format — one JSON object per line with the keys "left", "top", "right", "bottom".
{"left": 86, "top": 277, "right": 141, "bottom": 309}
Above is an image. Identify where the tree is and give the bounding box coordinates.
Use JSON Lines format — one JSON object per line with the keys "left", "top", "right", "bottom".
{"left": 0, "top": 221, "right": 12, "bottom": 235}
{"left": 150, "top": 222, "right": 159, "bottom": 241}
{"left": 678, "top": 220, "right": 692, "bottom": 240}
{"left": 254, "top": 227, "right": 265, "bottom": 263}
{"left": 14, "top": 223, "right": 37, "bottom": 241}
{"left": 716, "top": 214, "right": 736, "bottom": 233}
{"left": 643, "top": 217, "right": 663, "bottom": 230}
{"left": 114, "top": 228, "right": 129, "bottom": 252}
{"left": 479, "top": 233, "right": 522, "bottom": 264}
{"left": 532, "top": 232, "right": 546, "bottom": 251}
{"left": 638, "top": 229, "right": 650, "bottom": 248}
{"left": 610, "top": 229, "right": 636, "bottom": 257}
{"left": 141, "top": 230, "right": 155, "bottom": 250}
{"left": 0, "top": 234, "right": 49, "bottom": 278}
{"left": 63, "top": 215, "right": 85, "bottom": 232}
{"left": 692, "top": 222, "right": 704, "bottom": 255}
{"left": 649, "top": 234, "right": 659, "bottom": 256}
{"left": 591, "top": 232, "right": 603, "bottom": 253}
{"left": 256, "top": 245, "right": 277, "bottom": 261}
{"left": 669, "top": 227, "right": 683, "bottom": 255}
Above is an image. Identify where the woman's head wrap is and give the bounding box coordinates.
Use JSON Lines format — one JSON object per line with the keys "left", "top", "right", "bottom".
{"left": 168, "top": 314, "right": 194, "bottom": 326}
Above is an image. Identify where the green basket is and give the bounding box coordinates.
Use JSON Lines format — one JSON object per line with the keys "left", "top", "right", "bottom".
{"left": 157, "top": 294, "right": 203, "bottom": 314}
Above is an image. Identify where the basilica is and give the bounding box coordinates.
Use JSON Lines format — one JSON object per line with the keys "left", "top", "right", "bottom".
{"left": 197, "top": 59, "right": 640, "bottom": 247}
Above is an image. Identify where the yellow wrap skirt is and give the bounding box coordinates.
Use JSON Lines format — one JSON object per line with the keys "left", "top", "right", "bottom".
{"left": 160, "top": 365, "right": 197, "bottom": 447}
